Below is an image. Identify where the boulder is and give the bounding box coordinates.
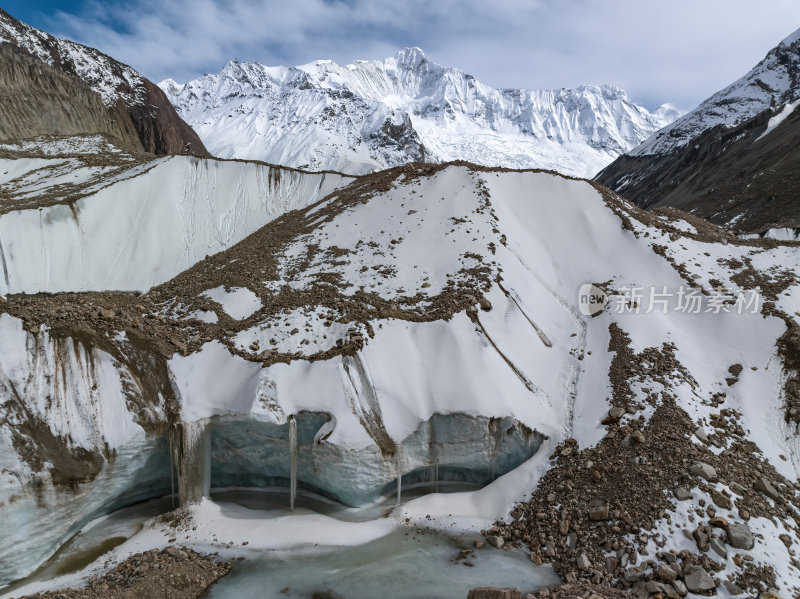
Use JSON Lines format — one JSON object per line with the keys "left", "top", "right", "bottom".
{"left": 577, "top": 553, "right": 591, "bottom": 570}
{"left": 710, "top": 489, "right": 732, "bottom": 509}
{"left": 722, "top": 581, "right": 744, "bottom": 595}
{"left": 609, "top": 406, "right": 626, "bottom": 419}
{"left": 710, "top": 537, "right": 727, "bottom": 559}
{"left": 689, "top": 461, "right": 718, "bottom": 482}
{"left": 673, "top": 487, "right": 692, "bottom": 501}
{"left": 657, "top": 563, "right": 678, "bottom": 581}
{"left": 672, "top": 580, "right": 688, "bottom": 597}
{"left": 485, "top": 535, "right": 504, "bottom": 549}
{"left": 727, "top": 522, "right": 754, "bottom": 550}
{"left": 685, "top": 567, "right": 716, "bottom": 593}
{"left": 755, "top": 477, "right": 781, "bottom": 502}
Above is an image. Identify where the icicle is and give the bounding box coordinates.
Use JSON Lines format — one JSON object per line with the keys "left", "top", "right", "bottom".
{"left": 168, "top": 426, "right": 176, "bottom": 510}
{"left": 395, "top": 449, "right": 402, "bottom": 504}
{"left": 289, "top": 415, "right": 297, "bottom": 512}
{"left": 178, "top": 420, "right": 211, "bottom": 507}
{"left": 488, "top": 430, "right": 496, "bottom": 482}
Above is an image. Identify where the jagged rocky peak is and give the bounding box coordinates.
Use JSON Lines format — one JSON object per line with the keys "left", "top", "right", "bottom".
{"left": 160, "top": 48, "right": 679, "bottom": 176}
{"left": 0, "top": 8, "right": 208, "bottom": 156}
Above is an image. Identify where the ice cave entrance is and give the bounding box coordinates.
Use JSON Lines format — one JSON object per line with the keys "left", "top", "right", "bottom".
{"left": 177, "top": 411, "right": 545, "bottom": 509}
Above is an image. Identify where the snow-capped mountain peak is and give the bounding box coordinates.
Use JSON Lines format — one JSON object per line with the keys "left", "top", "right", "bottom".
{"left": 160, "top": 49, "right": 679, "bottom": 176}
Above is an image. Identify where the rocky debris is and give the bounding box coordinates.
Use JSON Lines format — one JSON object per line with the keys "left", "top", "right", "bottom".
{"left": 485, "top": 322, "right": 800, "bottom": 597}
{"left": 467, "top": 588, "right": 522, "bottom": 599}
{"left": 527, "top": 583, "right": 632, "bottom": 599}
{"left": 16, "top": 547, "right": 230, "bottom": 598}
{"left": 727, "top": 522, "right": 755, "bottom": 550}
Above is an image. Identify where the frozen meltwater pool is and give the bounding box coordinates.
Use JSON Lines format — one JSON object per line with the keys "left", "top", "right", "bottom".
{"left": 205, "top": 528, "right": 559, "bottom": 599}
{"left": 3, "top": 488, "right": 558, "bottom": 598}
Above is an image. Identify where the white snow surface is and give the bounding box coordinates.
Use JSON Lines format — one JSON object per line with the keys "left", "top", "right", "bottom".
{"left": 756, "top": 100, "right": 799, "bottom": 141}
{"left": 631, "top": 29, "right": 800, "bottom": 156}
{"left": 0, "top": 155, "right": 349, "bottom": 294}
{"left": 202, "top": 286, "right": 262, "bottom": 320}
{"left": 160, "top": 48, "right": 678, "bottom": 178}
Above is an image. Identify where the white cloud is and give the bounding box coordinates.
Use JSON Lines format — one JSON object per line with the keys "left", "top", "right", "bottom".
{"left": 43, "top": 0, "right": 800, "bottom": 110}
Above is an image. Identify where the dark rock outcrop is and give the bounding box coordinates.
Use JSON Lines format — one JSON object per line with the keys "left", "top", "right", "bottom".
{"left": 595, "top": 104, "right": 800, "bottom": 234}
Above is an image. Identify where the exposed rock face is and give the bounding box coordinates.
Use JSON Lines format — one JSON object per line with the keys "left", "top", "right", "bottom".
{"left": 0, "top": 8, "right": 207, "bottom": 156}
{"left": 596, "top": 28, "right": 800, "bottom": 234}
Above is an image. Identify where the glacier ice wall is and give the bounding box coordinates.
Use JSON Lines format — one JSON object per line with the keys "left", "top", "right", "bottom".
{"left": 0, "top": 156, "right": 348, "bottom": 295}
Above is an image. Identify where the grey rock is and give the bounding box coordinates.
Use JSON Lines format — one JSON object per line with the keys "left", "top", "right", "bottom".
{"left": 727, "top": 522, "right": 754, "bottom": 550}
{"left": 759, "top": 590, "right": 782, "bottom": 599}
{"left": 664, "top": 584, "right": 680, "bottom": 599}
{"left": 722, "top": 581, "right": 744, "bottom": 596}
{"left": 577, "top": 552, "right": 591, "bottom": 570}
{"left": 566, "top": 532, "right": 577, "bottom": 550}
{"left": 673, "top": 487, "right": 692, "bottom": 501}
{"left": 755, "top": 477, "right": 781, "bottom": 501}
{"left": 485, "top": 535, "right": 504, "bottom": 549}
{"left": 710, "top": 537, "right": 728, "bottom": 558}
{"left": 646, "top": 581, "right": 665, "bottom": 594}
{"left": 711, "top": 489, "right": 732, "bottom": 509}
{"left": 624, "top": 568, "right": 642, "bottom": 583}
{"left": 657, "top": 563, "right": 679, "bottom": 581}
{"left": 588, "top": 505, "right": 609, "bottom": 520}
{"left": 609, "top": 406, "right": 626, "bottom": 419}
{"left": 689, "top": 461, "right": 718, "bottom": 482}
{"left": 672, "top": 580, "right": 688, "bottom": 597}
{"left": 694, "top": 427, "right": 709, "bottom": 443}
{"left": 685, "top": 567, "right": 716, "bottom": 593}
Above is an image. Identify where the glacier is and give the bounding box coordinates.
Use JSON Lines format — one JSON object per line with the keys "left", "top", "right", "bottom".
{"left": 0, "top": 161, "right": 798, "bottom": 596}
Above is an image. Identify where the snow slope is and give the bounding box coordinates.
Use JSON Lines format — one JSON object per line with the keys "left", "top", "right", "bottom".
{"left": 1, "top": 164, "right": 798, "bottom": 591}
{"left": 160, "top": 48, "right": 678, "bottom": 177}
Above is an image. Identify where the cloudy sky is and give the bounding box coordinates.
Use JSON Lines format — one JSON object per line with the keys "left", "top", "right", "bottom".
{"left": 5, "top": 0, "right": 800, "bottom": 111}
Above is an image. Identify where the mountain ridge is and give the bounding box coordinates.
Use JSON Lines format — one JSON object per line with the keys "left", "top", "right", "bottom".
{"left": 0, "top": 8, "right": 208, "bottom": 156}
{"left": 160, "top": 47, "right": 679, "bottom": 177}
{"left": 596, "top": 27, "right": 800, "bottom": 233}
